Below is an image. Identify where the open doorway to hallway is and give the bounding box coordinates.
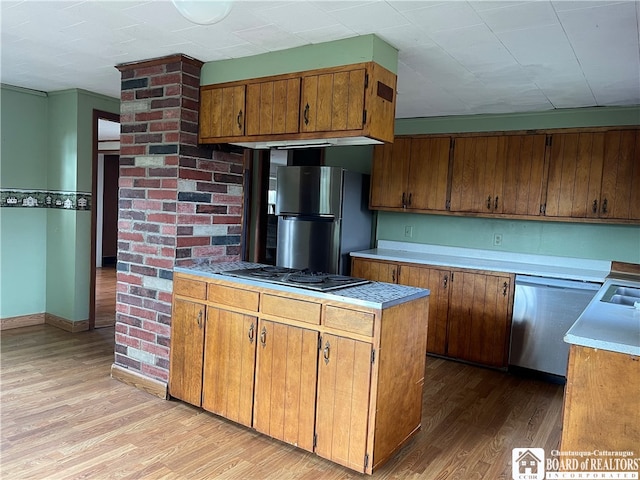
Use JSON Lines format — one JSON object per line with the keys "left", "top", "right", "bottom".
{"left": 90, "top": 110, "right": 120, "bottom": 329}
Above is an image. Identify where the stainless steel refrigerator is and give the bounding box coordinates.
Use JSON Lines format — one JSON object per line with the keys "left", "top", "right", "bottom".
{"left": 275, "top": 166, "right": 372, "bottom": 275}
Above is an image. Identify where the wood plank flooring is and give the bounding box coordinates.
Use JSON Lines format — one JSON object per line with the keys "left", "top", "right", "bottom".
{"left": 95, "top": 267, "right": 116, "bottom": 329}
{"left": 0, "top": 325, "right": 563, "bottom": 479}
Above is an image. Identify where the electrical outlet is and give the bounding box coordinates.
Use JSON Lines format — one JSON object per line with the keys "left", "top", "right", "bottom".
{"left": 404, "top": 225, "right": 413, "bottom": 238}
{"left": 493, "top": 233, "right": 503, "bottom": 246}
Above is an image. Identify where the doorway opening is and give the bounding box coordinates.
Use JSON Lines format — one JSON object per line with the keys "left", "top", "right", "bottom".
{"left": 90, "top": 110, "right": 120, "bottom": 330}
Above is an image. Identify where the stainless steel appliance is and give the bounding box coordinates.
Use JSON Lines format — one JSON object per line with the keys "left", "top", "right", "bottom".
{"left": 220, "top": 266, "right": 370, "bottom": 292}
{"left": 509, "top": 275, "right": 600, "bottom": 378}
{"left": 275, "top": 166, "right": 372, "bottom": 275}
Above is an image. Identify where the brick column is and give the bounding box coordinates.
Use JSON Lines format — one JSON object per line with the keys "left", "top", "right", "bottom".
{"left": 115, "top": 54, "right": 243, "bottom": 385}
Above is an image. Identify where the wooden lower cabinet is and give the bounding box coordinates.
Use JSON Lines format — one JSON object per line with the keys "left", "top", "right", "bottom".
{"left": 170, "top": 272, "right": 429, "bottom": 475}
{"left": 447, "top": 271, "right": 513, "bottom": 367}
{"left": 352, "top": 257, "right": 514, "bottom": 367}
{"left": 168, "top": 298, "right": 205, "bottom": 406}
{"left": 202, "top": 307, "right": 256, "bottom": 427}
{"left": 316, "top": 334, "right": 372, "bottom": 471}
{"left": 254, "top": 320, "right": 317, "bottom": 451}
{"left": 561, "top": 345, "right": 640, "bottom": 451}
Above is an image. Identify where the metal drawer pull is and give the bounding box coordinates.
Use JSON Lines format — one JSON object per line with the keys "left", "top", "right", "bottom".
{"left": 237, "top": 109, "right": 243, "bottom": 130}
{"left": 303, "top": 103, "right": 310, "bottom": 125}
{"left": 494, "top": 196, "right": 499, "bottom": 210}
{"left": 248, "top": 323, "right": 255, "bottom": 343}
{"left": 487, "top": 195, "right": 492, "bottom": 210}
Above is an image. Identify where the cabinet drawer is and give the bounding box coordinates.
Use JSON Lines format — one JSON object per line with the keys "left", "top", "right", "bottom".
{"left": 261, "top": 295, "right": 321, "bottom": 325}
{"left": 324, "top": 306, "right": 374, "bottom": 336}
{"left": 174, "top": 276, "right": 207, "bottom": 300}
{"left": 208, "top": 283, "right": 259, "bottom": 312}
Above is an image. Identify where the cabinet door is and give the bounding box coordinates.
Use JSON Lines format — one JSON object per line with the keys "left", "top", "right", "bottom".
{"left": 254, "top": 320, "right": 318, "bottom": 451}
{"left": 168, "top": 298, "right": 205, "bottom": 406}
{"left": 599, "top": 129, "right": 640, "bottom": 221}
{"left": 399, "top": 265, "right": 450, "bottom": 356}
{"left": 450, "top": 136, "right": 506, "bottom": 213}
{"left": 300, "top": 68, "right": 366, "bottom": 133}
{"left": 201, "top": 308, "right": 256, "bottom": 427}
{"left": 501, "top": 134, "right": 547, "bottom": 216}
{"left": 447, "top": 272, "right": 512, "bottom": 367}
{"left": 200, "top": 85, "right": 246, "bottom": 138}
{"left": 351, "top": 258, "right": 398, "bottom": 284}
{"left": 370, "top": 138, "right": 411, "bottom": 209}
{"left": 316, "top": 334, "right": 372, "bottom": 473}
{"left": 545, "top": 132, "right": 605, "bottom": 218}
{"left": 245, "top": 78, "right": 300, "bottom": 136}
{"left": 406, "top": 137, "right": 451, "bottom": 211}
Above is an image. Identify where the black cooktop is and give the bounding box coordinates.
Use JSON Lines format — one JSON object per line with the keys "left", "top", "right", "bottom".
{"left": 220, "top": 266, "right": 370, "bottom": 292}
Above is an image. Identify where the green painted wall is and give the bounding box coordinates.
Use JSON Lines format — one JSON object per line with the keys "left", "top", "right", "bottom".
{"left": 201, "top": 34, "right": 398, "bottom": 85}
{"left": 0, "top": 85, "right": 119, "bottom": 321}
{"left": 378, "top": 106, "right": 640, "bottom": 263}
{"left": 378, "top": 212, "right": 640, "bottom": 263}
{"left": 324, "top": 145, "right": 373, "bottom": 174}
{"left": 0, "top": 85, "right": 49, "bottom": 317}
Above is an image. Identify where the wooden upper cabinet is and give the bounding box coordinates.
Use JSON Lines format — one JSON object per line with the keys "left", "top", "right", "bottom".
{"left": 199, "top": 85, "right": 246, "bottom": 139}
{"left": 500, "top": 134, "right": 547, "bottom": 216}
{"left": 245, "top": 78, "right": 300, "bottom": 136}
{"left": 370, "top": 136, "right": 450, "bottom": 211}
{"left": 450, "top": 134, "right": 546, "bottom": 215}
{"left": 370, "top": 138, "right": 411, "bottom": 209}
{"left": 199, "top": 62, "right": 396, "bottom": 145}
{"left": 300, "top": 68, "right": 366, "bottom": 134}
{"left": 545, "top": 129, "right": 640, "bottom": 221}
{"left": 598, "top": 129, "right": 640, "bottom": 221}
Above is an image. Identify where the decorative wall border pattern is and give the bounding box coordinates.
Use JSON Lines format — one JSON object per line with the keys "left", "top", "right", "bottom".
{"left": 0, "top": 188, "right": 91, "bottom": 211}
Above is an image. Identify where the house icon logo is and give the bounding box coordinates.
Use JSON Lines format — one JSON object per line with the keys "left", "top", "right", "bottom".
{"left": 512, "top": 448, "right": 545, "bottom": 480}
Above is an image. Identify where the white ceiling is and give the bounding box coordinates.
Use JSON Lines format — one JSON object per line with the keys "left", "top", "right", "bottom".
{"left": 2, "top": 0, "right": 639, "bottom": 119}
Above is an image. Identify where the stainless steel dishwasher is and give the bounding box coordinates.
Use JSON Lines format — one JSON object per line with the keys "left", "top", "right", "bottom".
{"left": 509, "top": 275, "right": 601, "bottom": 378}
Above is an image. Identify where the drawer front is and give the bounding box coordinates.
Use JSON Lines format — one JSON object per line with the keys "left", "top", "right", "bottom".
{"left": 174, "top": 276, "right": 207, "bottom": 300}
{"left": 261, "top": 294, "right": 321, "bottom": 325}
{"left": 208, "top": 283, "right": 259, "bottom": 312}
{"left": 324, "top": 306, "right": 374, "bottom": 337}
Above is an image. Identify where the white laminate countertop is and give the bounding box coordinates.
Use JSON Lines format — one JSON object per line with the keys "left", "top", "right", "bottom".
{"left": 564, "top": 277, "right": 640, "bottom": 356}
{"left": 174, "top": 261, "right": 429, "bottom": 310}
{"left": 351, "top": 241, "right": 611, "bottom": 283}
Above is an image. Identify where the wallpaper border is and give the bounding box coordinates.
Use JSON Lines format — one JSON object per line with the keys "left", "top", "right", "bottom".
{"left": 0, "top": 188, "right": 92, "bottom": 211}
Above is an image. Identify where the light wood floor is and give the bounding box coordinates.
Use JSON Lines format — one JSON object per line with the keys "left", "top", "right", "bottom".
{"left": 95, "top": 267, "right": 116, "bottom": 328}
{"left": 0, "top": 325, "right": 563, "bottom": 479}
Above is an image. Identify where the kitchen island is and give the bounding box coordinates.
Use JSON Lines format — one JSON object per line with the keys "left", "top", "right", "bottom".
{"left": 170, "top": 262, "right": 429, "bottom": 474}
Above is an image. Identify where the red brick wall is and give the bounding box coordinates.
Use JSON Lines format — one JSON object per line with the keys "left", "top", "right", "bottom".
{"left": 115, "top": 54, "right": 243, "bottom": 383}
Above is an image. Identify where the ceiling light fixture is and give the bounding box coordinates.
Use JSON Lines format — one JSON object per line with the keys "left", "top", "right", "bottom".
{"left": 171, "top": 0, "right": 233, "bottom": 25}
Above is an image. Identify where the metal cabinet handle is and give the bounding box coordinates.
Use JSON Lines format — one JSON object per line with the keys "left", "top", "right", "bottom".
{"left": 323, "top": 341, "right": 330, "bottom": 365}
{"left": 592, "top": 199, "right": 598, "bottom": 214}
{"left": 303, "top": 103, "right": 310, "bottom": 125}
{"left": 503, "top": 282, "right": 508, "bottom": 297}
{"left": 248, "top": 323, "right": 255, "bottom": 343}
{"left": 602, "top": 198, "right": 608, "bottom": 214}
{"left": 402, "top": 192, "right": 406, "bottom": 207}
{"left": 487, "top": 195, "right": 492, "bottom": 210}
{"left": 392, "top": 268, "right": 396, "bottom": 283}
{"left": 408, "top": 193, "right": 412, "bottom": 206}
{"left": 494, "top": 196, "right": 499, "bottom": 210}
{"left": 260, "top": 326, "right": 267, "bottom": 347}
{"left": 197, "top": 310, "right": 203, "bottom": 329}
{"left": 443, "top": 274, "right": 448, "bottom": 289}
{"left": 237, "top": 109, "right": 243, "bottom": 130}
